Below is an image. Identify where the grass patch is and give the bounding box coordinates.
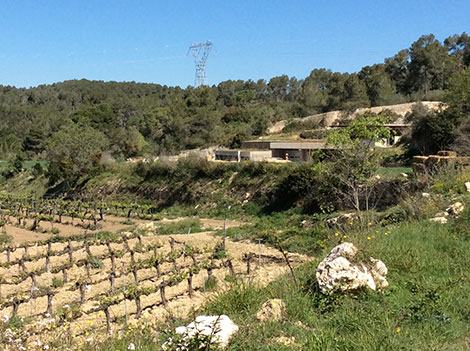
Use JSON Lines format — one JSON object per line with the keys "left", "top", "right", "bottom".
{"left": 157, "top": 218, "right": 204, "bottom": 235}
{"left": 0, "top": 232, "right": 12, "bottom": 246}
{"left": 222, "top": 211, "right": 329, "bottom": 255}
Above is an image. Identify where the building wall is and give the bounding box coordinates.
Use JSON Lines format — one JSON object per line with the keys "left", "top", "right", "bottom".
{"left": 240, "top": 150, "right": 272, "bottom": 161}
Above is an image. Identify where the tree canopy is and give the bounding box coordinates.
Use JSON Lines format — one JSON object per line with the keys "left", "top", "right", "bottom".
{"left": 1, "top": 31, "right": 469, "bottom": 166}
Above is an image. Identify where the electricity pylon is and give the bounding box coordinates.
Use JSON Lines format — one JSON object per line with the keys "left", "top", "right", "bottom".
{"left": 187, "top": 40, "right": 213, "bottom": 87}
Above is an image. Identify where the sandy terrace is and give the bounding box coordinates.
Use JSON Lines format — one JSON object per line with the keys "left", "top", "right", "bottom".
{"left": 1, "top": 214, "right": 245, "bottom": 246}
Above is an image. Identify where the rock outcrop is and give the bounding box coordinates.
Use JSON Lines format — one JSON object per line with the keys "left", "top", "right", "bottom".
{"left": 268, "top": 101, "right": 443, "bottom": 135}
{"left": 326, "top": 213, "right": 356, "bottom": 226}
{"left": 316, "top": 242, "right": 388, "bottom": 293}
{"left": 256, "top": 299, "right": 287, "bottom": 322}
{"left": 431, "top": 202, "right": 465, "bottom": 224}
{"left": 163, "top": 315, "right": 238, "bottom": 350}
{"left": 446, "top": 202, "right": 464, "bottom": 216}
{"left": 465, "top": 182, "right": 470, "bottom": 193}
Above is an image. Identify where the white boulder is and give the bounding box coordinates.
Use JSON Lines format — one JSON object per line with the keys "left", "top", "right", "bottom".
{"left": 435, "top": 211, "right": 449, "bottom": 218}
{"left": 465, "top": 182, "right": 470, "bottom": 193}
{"left": 446, "top": 202, "right": 464, "bottom": 216}
{"left": 316, "top": 242, "right": 388, "bottom": 293}
{"left": 430, "top": 217, "right": 448, "bottom": 224}
{"left": 163, "top": 315, "right": 238, "bottom": 350}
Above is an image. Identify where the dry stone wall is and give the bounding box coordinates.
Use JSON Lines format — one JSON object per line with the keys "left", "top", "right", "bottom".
{"left": 412, "top": 151, "right": 470, "bottom": 175}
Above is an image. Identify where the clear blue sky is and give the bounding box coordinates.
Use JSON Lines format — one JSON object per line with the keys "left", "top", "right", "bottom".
{"left": 1, "top": 0, "right": 469, "bottom": 88}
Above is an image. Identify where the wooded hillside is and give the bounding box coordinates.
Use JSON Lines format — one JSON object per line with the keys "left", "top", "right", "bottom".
{"left": 1, "top": 33, "right": 470, "bottom": 184}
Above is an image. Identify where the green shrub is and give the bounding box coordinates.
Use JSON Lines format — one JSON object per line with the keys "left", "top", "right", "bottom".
{"left": 52, "top": 277, "right": 64, "bottom": 288}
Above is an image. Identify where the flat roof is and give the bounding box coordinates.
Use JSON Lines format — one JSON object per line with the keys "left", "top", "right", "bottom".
{"left": 242, "top": 139, "right": 329, "bottom": 150}
{"left": 215, "top": 149, "right": 273, "bottom": 154}
{"left": 243, "top": 139, "right": 326, "bottom": 143}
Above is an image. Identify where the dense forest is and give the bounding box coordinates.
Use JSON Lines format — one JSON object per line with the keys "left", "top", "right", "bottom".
{"left": 1, "top": 33, "right": 470, "bottom": 183}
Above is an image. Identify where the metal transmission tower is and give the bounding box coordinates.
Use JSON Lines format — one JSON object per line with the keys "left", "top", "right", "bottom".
{"left": 187, "top": 40, "right": 213, "bottom": 87}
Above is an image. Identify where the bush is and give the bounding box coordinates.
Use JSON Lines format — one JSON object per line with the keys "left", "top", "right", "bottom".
{"left": 271, "top": 164, "right": 336, "bottom": 212}
{"left": 427, "top": 166, "right": 470, "bottom": 195}
{"left": 163, "top": 325, "right": 222, "bottom": 351}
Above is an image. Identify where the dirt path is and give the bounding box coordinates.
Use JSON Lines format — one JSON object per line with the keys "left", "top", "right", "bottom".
{"left": 2, "top": 215, "right": 247, "bottom": 245}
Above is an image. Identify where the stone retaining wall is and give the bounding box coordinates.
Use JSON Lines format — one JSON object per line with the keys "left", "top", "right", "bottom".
{"left": 412, "top": 151, "right": 470, "bottom": 175}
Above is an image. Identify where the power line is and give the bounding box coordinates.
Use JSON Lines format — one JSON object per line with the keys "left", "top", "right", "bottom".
{"left": 187, "top": 40, "right": 213, "bottom": 87}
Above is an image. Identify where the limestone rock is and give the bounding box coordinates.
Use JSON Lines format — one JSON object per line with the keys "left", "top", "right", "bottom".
{"left": 315, "top": 242, "right": 388, "bottom": 293}
{"left": 322, "top": 242, "right": 358, "bottom": 261}
{"left": 256, "top": 299, "right": 287, "bottom": 322}
{"left": 369, "top": 258, "right": 389, "bottom": 289}
{"left": 465, "top": 182, "right": 470, "bottom": 193}
{"left": 446, "top": 202, "right": 464, "bottom": 216}
{"left": 430, "top": 217, "right": 448, "bottom": 224}
{"left": 162, "top": 315, "right": 238, "bottom": 350}
{"left": 326, "top": 213, "right": 356, "bottom": 226}
{"left": 435, "top": 211, "right": 449, "bottom": 218}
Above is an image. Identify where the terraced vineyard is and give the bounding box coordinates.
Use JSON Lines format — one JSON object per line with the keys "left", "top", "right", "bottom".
{"left": 0, "top": 196, "right": 306, "bottom": 349}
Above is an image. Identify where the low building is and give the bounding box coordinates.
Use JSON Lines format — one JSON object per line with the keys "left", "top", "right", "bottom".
{"left": 241, "top": 140, "right": 329, "bottom": 162}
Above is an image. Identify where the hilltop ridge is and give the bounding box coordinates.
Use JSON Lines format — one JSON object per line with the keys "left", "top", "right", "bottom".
{"left": 267, "top": 101, "right": 445, "bottom": 134}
